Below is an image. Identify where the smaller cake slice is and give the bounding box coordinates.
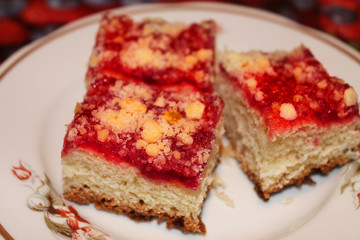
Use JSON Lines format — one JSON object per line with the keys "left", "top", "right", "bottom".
{"left": 62, "top": 76, "right": 224, "bottom": 234}
{"left": 217, "top": 45, "right": 360, "bottom": 199}
{"left": 86, "top": 14, "right": 216, "bottom": 91}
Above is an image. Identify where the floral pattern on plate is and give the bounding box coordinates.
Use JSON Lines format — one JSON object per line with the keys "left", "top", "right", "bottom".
{"left": 11, "top": 158, "right": 360, "bottom": 239}
{"left": 12, "top": 161, "right": 113, "bottom": 240}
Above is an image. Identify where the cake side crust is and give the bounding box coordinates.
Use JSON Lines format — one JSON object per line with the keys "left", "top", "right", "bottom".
{"left": 231, "top": 140, "right": 352, "bottom": 200}
{"left": 63, "top": 180, "right": 207, "bottom": 234}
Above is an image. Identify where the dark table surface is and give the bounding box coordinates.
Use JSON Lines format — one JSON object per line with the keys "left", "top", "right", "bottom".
{"left": 0, "top": 0, "right": 359, "bottom": 64}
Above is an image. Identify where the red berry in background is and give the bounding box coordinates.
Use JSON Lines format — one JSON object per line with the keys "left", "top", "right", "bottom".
{"left": 19, "top": 0, "right": 110, "bottom": 26}
{"left": 0, "top": 18, "right": 29, "bottom": 46}
{"left": 318, "top": 0, "right": 360, "bottom": 44}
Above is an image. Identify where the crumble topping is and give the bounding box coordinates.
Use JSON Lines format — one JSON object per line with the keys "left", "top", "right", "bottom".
{"left": 317, "top": 80, "right": 327, "bottom": 89}
{"left": 120, "top": 38, "right": 213, "bottom": 71}
{"left": 164, "top": 109, "right": 183, "bottom": 124}
{"left": 219, "top": 45, "right": 359, "bottom": 136}
{"left": 344, "top": 87, "right": 358, "bottom": 106}
{"left": 97, "top": 129, "right": 109, "bottom": 142}
{"left": 141, "top": 119, "right": 163, "bottom": 143}
{"left": 279, "top": 103, "right": 297, "bottom": 120}
{"left": 86, "top": 14, "right": 216, "bottom": 90}
{"left": 185, "top": 101, "right": 205, "bottom": 119}
{"left": 219, "top": 50, "right": 272, "bottom": 76}
{"left": 244, "top": 78, "right": 257, "bottom": 92}
{"left": 141, "top": 18, "right": 186, "bottom": 36}
{"left": 173, "top": 151, "right": 181, "bottom": 160}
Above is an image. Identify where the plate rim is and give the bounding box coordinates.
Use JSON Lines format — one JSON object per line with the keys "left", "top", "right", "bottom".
{"left": 1, "top": 2, "right": 360, "bottom": 240}
{"left": 0, "top": 1, "right": 359, "bottom": 82}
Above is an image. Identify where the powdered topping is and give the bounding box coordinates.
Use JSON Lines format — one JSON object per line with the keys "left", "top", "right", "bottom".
{"left": 86, "top": 14, "right": 216, "bottom": 90}
{"left": 62, "top": 77, "right": 224, "bottom": 189}
{"left": 220, "top": 45, "right": 359, "bottom": 136}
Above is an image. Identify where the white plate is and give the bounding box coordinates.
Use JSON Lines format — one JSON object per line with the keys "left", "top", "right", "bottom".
{"left": 1, "top": 2, "right": 360, "bottom": 240}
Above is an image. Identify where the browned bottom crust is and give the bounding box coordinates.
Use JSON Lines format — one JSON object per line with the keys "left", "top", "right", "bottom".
{"left": 64, "top": 186, "right": 207, "bottom": 234}
{"left": 231, "top": 141, "right": 353, "bottom": 200}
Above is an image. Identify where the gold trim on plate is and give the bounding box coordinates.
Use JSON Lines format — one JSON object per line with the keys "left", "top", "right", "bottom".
{"left": 0, "top": 224, "right": 14, "bottom": 240}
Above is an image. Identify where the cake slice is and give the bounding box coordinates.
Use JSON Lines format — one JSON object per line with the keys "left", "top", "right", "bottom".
{"left": 217, "top": 45, "right": 360, "bottom": 199}
{"left": 86, "top": 14, "right": 216, "bottom": 91}
{"left": 62, "top": 75, "right": 224, "bottom": 234}
{"left": 62, "top": 14, "right": 223, "bottom": 234}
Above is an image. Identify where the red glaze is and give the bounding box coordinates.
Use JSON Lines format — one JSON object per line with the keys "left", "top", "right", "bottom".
{"left": 62, "top": 77, "right": 224, "bottom": 190}
{"left": 221, "top": 46, "right": 359, "bottom": 137}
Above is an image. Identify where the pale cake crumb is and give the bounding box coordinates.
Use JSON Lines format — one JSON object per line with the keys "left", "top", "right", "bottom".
{"left": 212, "top": 173, "right": 226, "bottom": 189}
{"left": 212, "top": 174, "right": 234, "bottom": 208}
{"left": 220, "top": 143, "right": 234, "bottom": 163}
{"left": 215, "top": 190, "right": 235, "bottom": 208}
{"left": 282, "top": 197, "right": 293, "bottom": 205}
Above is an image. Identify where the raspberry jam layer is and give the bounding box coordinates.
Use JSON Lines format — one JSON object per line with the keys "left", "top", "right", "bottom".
{"left": 86, "top": 14, "right": 216, "bottom": 91}
{"left": 220, "top": 45, "right": 359, "bottom": 136}
{"left": 62, "top": 76, "right": 224, "bottom": 190}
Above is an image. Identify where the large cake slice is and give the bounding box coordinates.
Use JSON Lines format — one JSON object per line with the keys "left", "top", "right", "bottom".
{"left": 62, "top": 14, "right": 223, "bottom": 234}
{"left": 217, "top": 45, "right": 360, "bottom": 199}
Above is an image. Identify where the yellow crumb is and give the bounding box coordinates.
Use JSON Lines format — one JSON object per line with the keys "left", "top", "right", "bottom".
{"left": 185, "top": 101, "right": 205, "bottom": 119}
{"left": 119, "top": 99, "right": 147, "bottom": 114}
{"left": 164, "top": 110, "right": 183, "bottom": 124}
{"left": 146, "top": 143, "right": 160, "bottom": 157}
{"left": 97, "top": 129, "right": 109, "bottom": 142}
{"left": 317, "top": 80, "right": 327, "bottom": 89}
{"left": 344, "top": 87, "right": 358, "bottom": 106}
{"left": 173, "top": 151, "right": 181, "bottom": 160}
{"left": 178, "top": 132, "right": 194, "bottom": 145}
{"left": 141, "top": 120, "right": 163, "bottom": 143}
{"left": 279, "top": 103, "right": 297, "bottom": 120}
{"left": 215, "top": 190, "right": 235, "bottom": 208}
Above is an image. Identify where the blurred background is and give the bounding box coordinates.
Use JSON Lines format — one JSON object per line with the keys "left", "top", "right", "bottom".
{"left": 0, "top": 0, "right": 359, "bottom": 64}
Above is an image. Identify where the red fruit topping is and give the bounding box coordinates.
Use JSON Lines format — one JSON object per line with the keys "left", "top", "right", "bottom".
{"left": 87, "top": 14, "right": 216, "bottom": 91}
